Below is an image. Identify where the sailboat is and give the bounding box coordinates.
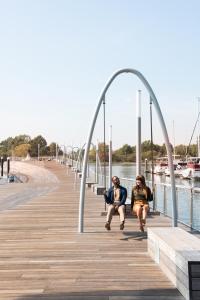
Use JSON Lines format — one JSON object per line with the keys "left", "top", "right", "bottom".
{"left": 181, "top": 101, "right": 200, "bottom": 179}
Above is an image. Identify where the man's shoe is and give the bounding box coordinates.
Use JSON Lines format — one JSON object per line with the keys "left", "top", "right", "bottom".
{"left": 105, "top": 222, "right": 111, "bottom": 231}
{"left": 142, "top": 218, "right": 146, "bottom": 225}
{"left": 140, "top": 224, "right": 144, "bottom": 232}
{"left": 120, "top": 221, "right": 124, "bottom": 230}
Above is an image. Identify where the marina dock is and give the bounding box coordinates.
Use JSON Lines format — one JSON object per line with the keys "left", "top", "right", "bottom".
{"left": 0, "top": 161, "right": 185, "bottom": 300}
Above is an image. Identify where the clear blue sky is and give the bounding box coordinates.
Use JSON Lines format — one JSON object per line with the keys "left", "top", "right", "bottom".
{"left": 0, "top": 0, "right": 200, "bottom": 149}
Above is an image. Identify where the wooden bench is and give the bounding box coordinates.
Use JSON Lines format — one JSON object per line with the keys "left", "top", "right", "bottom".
{"left": 101, "top": 202, "right": 160, "bottom": 217}
{"left": 148, "top": 227, "right": 200, "bottom": 300}
{"left": 93, "top": 185, "right": 105, "bottom": 195}
{"left": 77, "top": 172, "right": 82, "bottom": 178}
{"left": 86, "top": 182, "right": 96, "bottom": 188}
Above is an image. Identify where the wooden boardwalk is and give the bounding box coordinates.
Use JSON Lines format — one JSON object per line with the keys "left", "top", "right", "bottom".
{"left": 0, "top": 162, "right": 185, "bottom": 300}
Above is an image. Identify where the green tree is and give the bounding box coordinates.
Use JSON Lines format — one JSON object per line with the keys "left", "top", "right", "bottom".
{"left": 0, "top": 137, "right": 14, "bottom": 154}
{"left": 98, "top": 142, "right": 109, "bottom": 162}
{"left": 12, "top": 135, "right": 31, "bottom": 147}
{"left": 175, "top": 144, "right": 187, "bottom": 157}
{"left": 188, "top": 144, "right": 198, "bottom": 157}
{"left": 49, "top": 143, "right": 57, "bottom": 157}
{"left": 30, "top": 135, "right": 47, "bottom": 157}
{"left": 14, "top": 144, "right": 31, "bottom": 157}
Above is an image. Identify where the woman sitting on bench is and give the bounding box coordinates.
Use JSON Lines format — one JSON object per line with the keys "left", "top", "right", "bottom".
{"left": 131, "top": 175, "right": 153, "bottom": 232}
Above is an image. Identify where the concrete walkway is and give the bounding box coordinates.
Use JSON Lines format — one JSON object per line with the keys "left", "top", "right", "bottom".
{"left": 0, "top": 161, "right": 184, "bottom": 300}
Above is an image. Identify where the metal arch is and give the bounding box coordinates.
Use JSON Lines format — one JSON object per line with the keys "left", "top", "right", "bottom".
{"left": 79, "top": 68, "right": 177, "bottom": 233}
{"left": 66, "top": 145, "right": 79, "bottom": 166}
{"left": 76, "top": 142, "right": 95, "bottom": 172}
{"left": 65, "top": 145, "right": 73, "bottom": 165}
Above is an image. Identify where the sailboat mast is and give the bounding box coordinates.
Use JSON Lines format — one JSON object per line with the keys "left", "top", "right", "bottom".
{"left": 198, "top": 97, "right": 200, "bottom": 157}
{"left": 173, "top": 120, "right": 175, "bottom": 160}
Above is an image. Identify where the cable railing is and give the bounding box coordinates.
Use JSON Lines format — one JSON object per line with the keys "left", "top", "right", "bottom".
{"left": 120, "top": 177, "right": 200, "bottom": 232}
{"left": 66, "top": 160, "right": 200, "bottom": 231}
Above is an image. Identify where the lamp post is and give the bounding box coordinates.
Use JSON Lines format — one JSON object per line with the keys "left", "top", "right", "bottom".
{"left": 136, "top": 90, "right": 142, "bottom": 176}
{"left": 66, "top": 145, "right": 73, "bottom": 166}
{"left": 109, "top": 125, "right": 112, "bottom": 189}
{"left": 72, "top": 146, "right": 80, "bottom": 168}
{"left": 58, "top": 144, "right": 67, "bottom": 164}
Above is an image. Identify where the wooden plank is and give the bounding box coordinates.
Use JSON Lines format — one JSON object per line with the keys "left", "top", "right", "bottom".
{"left": 0, "top": 161, "right": 184, "bottom": 300}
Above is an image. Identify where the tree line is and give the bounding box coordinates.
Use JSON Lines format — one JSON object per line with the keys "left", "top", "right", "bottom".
{"left": 0, "top": 134, "right": 197, "bottom": 162}
{"left": 0, "top": 134, "right": 60, "bottom": 158}
{"left": 89, "top": 141, "right": 197, "bottom": 162}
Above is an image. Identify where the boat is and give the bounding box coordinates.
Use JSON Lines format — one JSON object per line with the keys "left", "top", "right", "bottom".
{"left": 153, "top": 156, "right": 187, "bottom": 176}
{"left": 179, "top": 157, "right": 200, "bottom": 179}
{"left": 152, "top": 157, "right": 168, "bottom": 175}
{"left": 186, "top": 157, "right": 200, "bottom": 171}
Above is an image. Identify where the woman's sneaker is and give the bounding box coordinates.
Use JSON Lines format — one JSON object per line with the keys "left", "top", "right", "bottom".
{"left": 105, "top": 222, "right": 111, "bottom": 231}
{"left": 120, "top": 221, "right": 124, "bottom": 230}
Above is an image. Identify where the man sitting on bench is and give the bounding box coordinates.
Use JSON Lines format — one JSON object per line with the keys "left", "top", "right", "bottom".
{"left": 104, "top": 176, "right": 127, "bottom": 231}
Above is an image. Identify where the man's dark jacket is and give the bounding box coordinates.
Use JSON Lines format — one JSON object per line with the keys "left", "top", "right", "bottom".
{"left": 104, "top": 185, "right": 127, "bottom": 206}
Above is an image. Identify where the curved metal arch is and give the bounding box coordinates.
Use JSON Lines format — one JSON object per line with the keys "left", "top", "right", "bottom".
{"left": 66, "top": 145, "right": 79, "bottom": 166}
{"left": 79, "top": 68, "right": 177, "bottom": 233}
{"left": 76, "top": 142, "right": 95, "bottom": 172}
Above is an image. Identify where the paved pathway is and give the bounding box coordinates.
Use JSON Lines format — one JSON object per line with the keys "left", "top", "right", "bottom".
{"left": 0, "top": 161, "right": 184, "bottom": 300}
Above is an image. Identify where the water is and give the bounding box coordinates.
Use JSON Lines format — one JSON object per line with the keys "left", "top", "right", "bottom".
{"left": 89, "top": 163, "right": 200, "bottom": 188}
{"left": 88, "top": 163, "right": 200, "bottom": 231}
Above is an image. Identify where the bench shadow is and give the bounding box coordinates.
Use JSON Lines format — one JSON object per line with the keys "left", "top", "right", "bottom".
{"left": 121, "top": 230, "right": 147, "bottom": 241}
{"left": 16, "top": 288, "right": 184, "bottom": 300}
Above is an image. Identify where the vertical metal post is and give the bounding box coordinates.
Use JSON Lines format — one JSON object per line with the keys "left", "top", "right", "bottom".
{"left": 38, "top": 144, "right": 40, "bottom": 161}
{"left": 173, "top": 120, "right": 176, "bottom": 159}
{"left": 150, "top": 96, "right": 155, "bottom": 211}
{"left": 1, "top": 157, "right": 4, "bottom": 177}
{"left": 87, "top": 158, "right": 90, "bottom": 178}
{"left": 136, "top": 90, "right": 141, "bottom": 176}
{"left": 198, "top": 98, "right": 200, "bottom": 157}
{"left": 163, "top": 185, "right": 166, "bottom": 215}
{"left": 72, "top": 147, "right": 74, "bottom": 168}
{"left": 176, "top": 187, "right": 178, "bottom": 221}
{"left": 64, "top": 145, "right": 66, "bottom": 164}
{"left": 7, "top": 157, "right": 10, "bottom": 178}
{"left": 95, "top": 141, "right": 99, "bottom": 183}
{"left": 103, "top": 97, "right": 106, "bottom": 211}
{"left": 103, "top": 97, "right": 106, "bottom": 189}
{"left": 56, "top": 144, "right": 58, "bottom": 162}
{"left": 109, "top": 125, "right": 112, "bottom": 188}
{"left": 144, "top": 158, "right": 148, "bottom": 173}
{"left": 154, "top": 184, "right": 157, "bottom": 211}
{"left": 189, "top": 188, "right": 193, "bottom": 228}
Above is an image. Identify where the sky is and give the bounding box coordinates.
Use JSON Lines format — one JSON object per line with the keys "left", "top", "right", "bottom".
{"left": 0, "top": 0, "right": 200, "bottom": 150}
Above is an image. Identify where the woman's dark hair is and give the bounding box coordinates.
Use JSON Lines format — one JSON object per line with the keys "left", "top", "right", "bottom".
{"left": 136, "top": 175, "right": 146, "bottom": 186}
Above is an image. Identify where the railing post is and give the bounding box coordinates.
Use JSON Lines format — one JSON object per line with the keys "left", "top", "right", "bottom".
{"left": 154, "top": 184, "right": 157, "bottom": 211}
{"left": 95, "top": 142, "right": 99, "bottom": 184}
{"left": 1, "top": 157, "right": 4, "bottom": 177}
{"left": 176, "top": 187, "right": 178, "bottom": 222}
{"left": 189, "top": 188, "right": 193, "bottom": 228}
{"left": 144, "top": 158, "right": 148, "bottom": 173}
{"left": 7, "top": 157, "right": 10, "bottom": 178}
{"left": 163, "top": 185, "right": 166, "bottom": 215}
